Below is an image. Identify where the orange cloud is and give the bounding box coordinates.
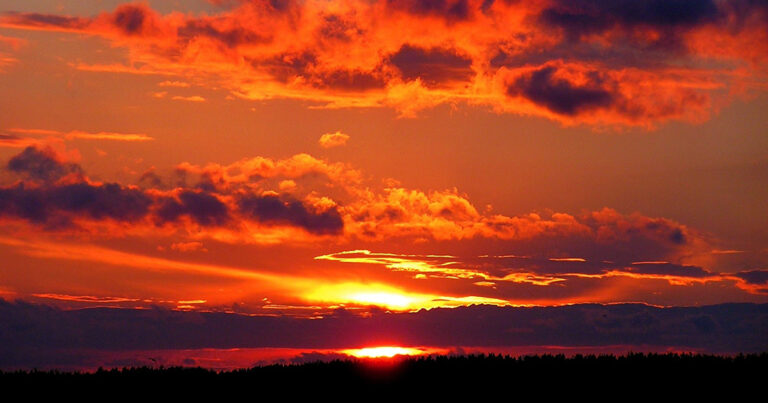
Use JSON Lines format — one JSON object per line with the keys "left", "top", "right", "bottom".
{"left": 170, "top": 241, "right": 207, "bottom": 252}
{"left": 9, "top": 128, "right": 154, "bottom": 142}
{"left": 0, "top": 145, "right": 712, "bottom": 267}
{"left": 171, "top": 95, "right": 206, "bottom": 102}
{"left": 1, "top": 1, "right": 765, "bottom": 127}
{"left": 318, "top": 131, "right": 350, "bottom": 148}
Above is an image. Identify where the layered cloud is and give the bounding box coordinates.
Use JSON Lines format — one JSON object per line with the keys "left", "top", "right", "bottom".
{"left": 1, "top": 0, "right": 766, "bottom": 126}
{"left": 0, "top": 146, "right": 346, "bottom": 241}
{"left": 317, "top": 251, "right": 768, "bottom": 295}
{"left": 1, "top": 300, "right": 765, "bottom": 365}
{"left": 0, "top": 145, "right": 710, "bottom": 257}
{"left": 1, "top": 145, "right": 764, "bottom": 310}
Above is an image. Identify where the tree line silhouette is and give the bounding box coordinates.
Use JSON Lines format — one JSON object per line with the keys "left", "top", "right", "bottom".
{"left": 1, "top": 353, "right": 764, "bottom": 398}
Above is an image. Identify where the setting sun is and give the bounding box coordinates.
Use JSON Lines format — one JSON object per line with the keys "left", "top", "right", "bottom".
{"left": 342, "top": 347, "right": 427, "bottom": 359}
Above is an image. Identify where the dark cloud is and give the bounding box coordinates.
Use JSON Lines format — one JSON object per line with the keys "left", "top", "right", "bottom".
{"left": 733, "top": 270, "right": 768, "bottom": 285}
{"left": 0, "top": 182, "right": 152, "bottom": 225}
{"left": 539, "top": 0, "right": 720, "bottom": 40}
{"left": 180, "top": 20, "right": 271, "bottom": 47}
{"left": 1, "top": 148, "right": 350, "bottom": 235}
{"left": 264, "top": 0, "right": 298, "bottom": 13}
{"left": 318, "top": 14, "right": 361, "bottom": 41}
{"left": 137, "top": 168, "right": 165, "bottom": 189}
{"left": 7, "top": 146, "right": 82, "bottom": 182}
{"left": 626, "top": 262, "right": 710, "bottom": 278}
{"left": 0, "top": 300, "right": 765, "bottom": 369}
{"left": 0, "top": 134, "right": 21, "bottom": 141}
{"left": 1, "top": 12, "right": 88, "bottom": 30}
{"left": 507, "top": 66, "right": 615, "bottom": 115}
{"left": 386, "top": 0, "right": 472, "bottom": 21}
{"left": 156, "top": 190, "right": 230, "bottom": 227}
{"left": 0, "top": 185, "right": 50, "bottom": 223}
{"left": 319, "top": 251, "right": 719, "bottom": 285}
{"left": 389, "top": 45, "right": 473, "bottom": 87}
{"left": 257, "top": 52, "right": 317, "bottom": 83}
{"left": 112, "top": 4, "right": 150, "bottom": 35}
{"left": 48, "top": 183, "right": 152, "bottom": 222}
{"left": 237, "top": 194, "right": 343, "bottom": 235}
{"left": 254, "top": 51, "right": 385, "bottom": 91}
{"left": 311, "top": 69, "right": 387, "bottom": 91}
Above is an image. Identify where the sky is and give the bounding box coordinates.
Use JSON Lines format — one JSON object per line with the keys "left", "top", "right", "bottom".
{"left": 0, "top": 0, "right": 767, "bottom": 367}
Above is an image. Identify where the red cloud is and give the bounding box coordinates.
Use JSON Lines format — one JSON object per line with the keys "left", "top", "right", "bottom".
{"left": 1, "top": 1, "right": 765, "bottom": 127}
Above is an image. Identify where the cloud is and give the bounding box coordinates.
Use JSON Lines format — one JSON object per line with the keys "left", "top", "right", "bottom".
{"left": 237, "top": 194, "right": 344, "bottom": 235}
{"left": 385, "top": 0, "right": 475, "bottom": 22}
{"left": 507, "top": 66, "right": 615, "bottom": 116}
{"left": 110, "top": 4, "right": 161, "bottom": 36}
{"left": 0, "top": 182, "right": 153, "bottom": 227}
{"left": 0, "top": 146, "right": 717, "bottom": 269}
{"left": 318, "top": 131, "right": 350, "bottom": 148}
{"left": 1, "top": 1, "right": 765, "bottom": 127}
{"left": 1, "top": 300, "right": 765, "bottom": 365}
{"left": 316, "top": 250, "right": 746, "bottom": 291}
{"left": 31, "top": 293, "right": 139, "bottom": 303}
{"left": 171, "top": 95, "right": 206, "bottom": 102}
{"left": 9, "top": 128, "right": 154, "bottom": 142}
{"left": 6, "top": 146, "right": 82, "bottom": 182}
{"left": 539, "top": 0, "right": 721, "bottom": 42}
{"left": 158, "top": 80, "right": 191, "bottom": 87}
{"left": 730, "top": 270, "right": 768, "bottom": 294}
{"left": 156, "top": 190, "right": 230, "bottom": 227}
{"left": 733, "top": 270, "right": 768, "bottom": 285}
{"left": 0, "top": 146, "right": 763, "bottom": 311}
{"left": 170, "top": 241, "right": 208, "bottom": 252}
{"left": 389, "top": 45, "right": 474, "bottom": 87}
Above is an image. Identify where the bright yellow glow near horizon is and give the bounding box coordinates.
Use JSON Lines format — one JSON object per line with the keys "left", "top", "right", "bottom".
{"left": 345, "top": 291, "right": 412, "bottom": 308}
{"left": 303, "top": 281, "right": 511, "bottom": 311}
{"left": 343, "top": 346, "right": 426, "bottom": 358}
{"left": 303, "top": 282, "right": 425, "bottom": 310}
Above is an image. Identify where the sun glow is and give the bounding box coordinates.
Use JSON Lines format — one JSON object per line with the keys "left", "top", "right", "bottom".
{"left": 345, "top": 291, "right": 412, "bottom": 308}
{"left": 303, "top": 282, "right": 426, "bottom": 310}
{"left": 303, "top": 281, "right": 512, "bottom": 310}
{"left": 342, "top": 346, "right": 426, "bottom": 358}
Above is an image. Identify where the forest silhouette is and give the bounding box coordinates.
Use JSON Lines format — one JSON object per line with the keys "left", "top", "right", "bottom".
{"left": 1, "top": 353, "right": 764, "bottom": 398}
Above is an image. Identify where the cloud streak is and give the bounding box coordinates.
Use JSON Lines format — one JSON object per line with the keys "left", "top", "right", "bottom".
{"left": 9, "top": 128, "right": 154, "bottom": 142}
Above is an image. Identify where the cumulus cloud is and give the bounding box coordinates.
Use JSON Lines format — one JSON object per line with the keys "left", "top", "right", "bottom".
{"left": 0, "top": 146, "right": 347, "bottom": 238}
{"left": 6, "top": 146, "right": 82, "bottom": 182}
{"left": 1, "top": 0, "right": 765, "bottom": 126}
{"left": 0, "top": 145, "right": 715, "bottom": 263}
{"left": 318, "top": 131, "right": 350, "bottom": 148}
{"left": 238, "top": 194, "right": 344, "bottom": 235}
{"left": 508, "top": 66, "right": 615, "bottom": 116}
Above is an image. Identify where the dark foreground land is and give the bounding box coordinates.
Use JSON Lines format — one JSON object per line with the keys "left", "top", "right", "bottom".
{"left": 1, "top": 353, "right": 765, "bottom": 398}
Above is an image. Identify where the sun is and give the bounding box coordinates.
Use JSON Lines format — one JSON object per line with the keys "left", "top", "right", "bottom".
{"left": 342, "top": 346, "right": 426, "bottom": 359}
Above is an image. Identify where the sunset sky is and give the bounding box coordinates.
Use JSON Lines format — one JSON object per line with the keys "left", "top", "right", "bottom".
{"left": 0, "top": 0, "right": 767, "bottom": 367}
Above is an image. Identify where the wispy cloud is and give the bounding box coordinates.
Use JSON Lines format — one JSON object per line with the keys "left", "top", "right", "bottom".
{"left": 171, "top": 95, "right": 206, "bottom": 102}
{"left": 9, "top": 128, "right": 154, "bottom": 142}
